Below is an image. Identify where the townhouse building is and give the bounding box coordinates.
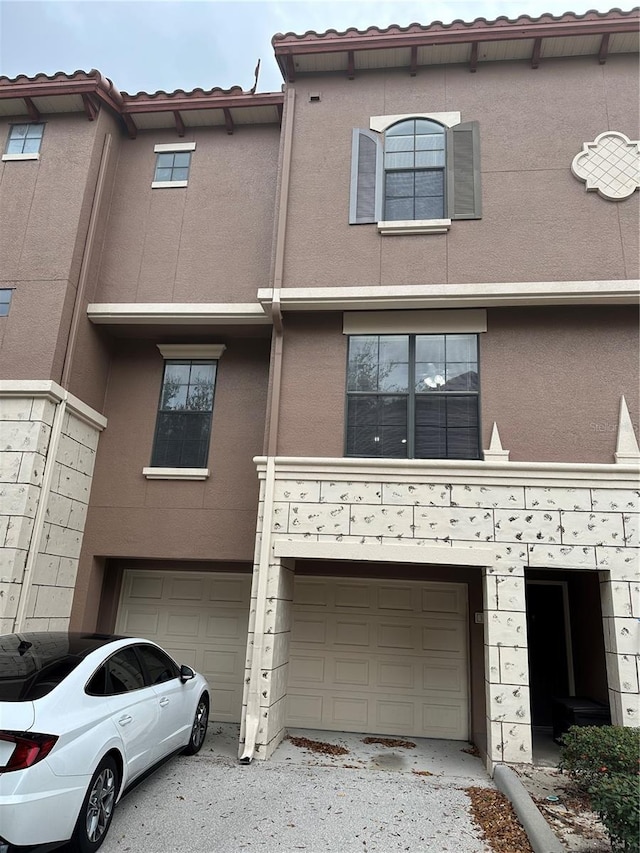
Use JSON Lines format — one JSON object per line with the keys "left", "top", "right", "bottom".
{"left": 0, "top": 9, "right": 638, "bottom": 770}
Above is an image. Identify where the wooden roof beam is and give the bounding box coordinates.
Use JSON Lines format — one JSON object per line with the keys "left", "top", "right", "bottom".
{"left": 223, "top": 107, "right": 234, "bottom": 134}
{"left": 410, "top": 45, "right": 418, "bottom": 76}
{"left": 24, "top": 97, "right": 40, "bottom": 121}
{"left": 286, "top": 55, "right": 296, "bottom": 82}
{"left": 598, "top": 33, "right": 610, "bottom": 64}
{"left": 469, "top": 42, "right": 478, "bottom": 72}
{"left": 347, "top": 50, "right": 355, "bottom": 79}
{"left": 173, "top": 110, "right": 185, "bottom": 137}
{"left": 122, "top": 113, "right": 138, "bottom": 139}
{"left": 81, "top": 93, "right": 98, "bottom": 121}
{"left": 531, "top": 37, "right": 542, "bottom": 69}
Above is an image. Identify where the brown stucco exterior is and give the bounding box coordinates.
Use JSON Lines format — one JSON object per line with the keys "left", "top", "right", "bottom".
{"left": 275, "top": 306, "right": 639, "bottom": 463}
{"left": 281, "top": 55, "right": 639, "bottom": 289}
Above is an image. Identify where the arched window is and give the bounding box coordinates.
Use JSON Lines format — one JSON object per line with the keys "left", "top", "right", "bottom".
{"left": 384, "top": 119, "right": 446, "bottom": 221}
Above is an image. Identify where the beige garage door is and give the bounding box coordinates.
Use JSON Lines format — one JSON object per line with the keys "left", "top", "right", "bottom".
{"left": 287, "top": 577, "right": 469, "bottom": 740}
{"left": 115, "top": 570, "right": 251, "bottom": 722}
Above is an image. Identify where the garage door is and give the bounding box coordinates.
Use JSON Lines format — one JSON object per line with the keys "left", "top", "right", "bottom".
{"left": 115, "top": 570, "right": 251, "bottom": 722}
{"left": 286, "top": 578, "right": 469, "bottom": 740}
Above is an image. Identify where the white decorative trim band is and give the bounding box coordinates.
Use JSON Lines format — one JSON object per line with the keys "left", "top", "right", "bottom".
{"left": 343, "top": 309, "right": 487, "bottom": 335}
{"left": 157, "top": 344, "right": 226, "bottom": 359}
{"left": 274, "top": 539, "right": 498, "bottom": 567}
{"left": 142, "top": 468, "right": 209, "bottom": 480}
{"left": 87, "top": 303, "right": 270, "bottom": 325}
{"left": 151, "top": 180, "right": 188, "bottom": 189}
{"left": 378, "top": 219, "right": 451, "bottom": 235}
{"left": 0, "top": 380, "right": 107, "bottom": 430}
{"left": 142, "top": 467, "right": 209, "bottom": 480}
{"left": 154, "top": 142, "right": 196, "bottom": 152}
{"left": 370, "top": 112, "right": 461, "bottom": 132}
{"left": 2, "top": 152, "right": 40, "bottom": 161}
{"left": 258, "top": 280, "right": 640, "bottom": 312}
{"left": 254, "top": 456, "right": 640, "bottom": 489}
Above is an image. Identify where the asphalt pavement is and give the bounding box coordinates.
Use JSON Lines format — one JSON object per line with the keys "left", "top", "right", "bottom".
{"left": 97, "top": 725, "right": 495, "bottom": 853}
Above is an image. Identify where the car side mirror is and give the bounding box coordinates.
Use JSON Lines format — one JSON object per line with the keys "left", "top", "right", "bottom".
{"left": 180, "top": 665, "right": 195, "bottom": 683}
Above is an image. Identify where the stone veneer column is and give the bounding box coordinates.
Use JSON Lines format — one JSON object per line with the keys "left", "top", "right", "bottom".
{"left": 0, "top": 383, "right": 106, "bottom": 632}
{"left": 243, "top": 555, "right": 294, "bottom": 759}
{"left": 600, "top": 566, "right": 640, "bottom": 728}
{"left": 483, "top": 564, "right": 533, "bottom": 766}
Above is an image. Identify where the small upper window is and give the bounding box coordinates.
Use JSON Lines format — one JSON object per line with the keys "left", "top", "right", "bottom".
{"left": 152, "top": 142, "right": 195, "bottom": 188}
{"left": 0, "top": 289, "right": 13, "bottom": 317}
{"left": 4, "top": 123, "right": 45, "bottom": 158}
{"left": 154, "top": 151, "right": 191, "bottom": 183}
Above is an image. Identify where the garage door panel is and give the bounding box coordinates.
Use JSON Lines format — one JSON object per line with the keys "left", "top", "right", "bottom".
{"left": 116, "top": 570, "right": 251, "bottom": 724}
{"left": 288, "top": 577, "right": 468, "bottom": 740}
{"left": 167, "top": 577, "right": 204, "bottom": 601}
{"left": 119, "top": 607, "right": 160, "bottom": 636}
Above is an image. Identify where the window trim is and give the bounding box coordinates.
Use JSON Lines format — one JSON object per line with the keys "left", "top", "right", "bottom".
{"left": 370, "top": 112, "right": 461, "bottom": 133}
{"left": 344, "top": 332, "right": 481, "bottom": 461}
{"left": 144, "top": 344, "right": 225, "bottom": 476}
{"left": 152, "top": 142, "right": 195, "bottom": 188}
{"left": 3, "top": 122, "right": 46, "bottom": 160}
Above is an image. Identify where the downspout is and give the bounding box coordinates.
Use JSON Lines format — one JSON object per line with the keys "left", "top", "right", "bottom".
{"left": 240, "top": 87, "right": 295, "bottom": 762}
{"left": 13, "top": 133, "right": 112, "bottom": 632}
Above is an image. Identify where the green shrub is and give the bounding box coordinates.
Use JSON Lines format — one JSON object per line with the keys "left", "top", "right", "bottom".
{"left": 589, "top": 773, "right": 640, "bottom": 853}
{"left": 559, "top": 726, "right": 640, "bottom": 853}
{"left": 559, "top": 725, "right": 640, "bottom": 787}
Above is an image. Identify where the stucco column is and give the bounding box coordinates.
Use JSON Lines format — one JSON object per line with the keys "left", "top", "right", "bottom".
{"left": 242, "top": 555, "right": 294, "bottom": 759}
{"left": 483, "top": 564, "right": 533, "bottom": 765}
{"left": 599, "top": 567, "right": 640, "bottom": 727}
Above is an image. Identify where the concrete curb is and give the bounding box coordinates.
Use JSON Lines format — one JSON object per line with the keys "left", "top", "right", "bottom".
{"left": 493, "top": 764, "right": 565, "bottom": 853}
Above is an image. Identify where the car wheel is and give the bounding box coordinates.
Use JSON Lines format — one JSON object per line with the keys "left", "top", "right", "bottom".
{"left": 70, "top": 755, "right": 118, "bottom": 853}
{"left": 184, "top": 694, "right": 208, "bottom": 755}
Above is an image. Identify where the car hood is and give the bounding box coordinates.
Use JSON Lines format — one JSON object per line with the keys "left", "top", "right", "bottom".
{"left": 0, "top": 701, "right": 35, "bottom": 732}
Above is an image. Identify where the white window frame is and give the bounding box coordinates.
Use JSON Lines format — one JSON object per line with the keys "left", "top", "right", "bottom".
{"left": 152, "top": 141, "right": 196, "bottom": 189}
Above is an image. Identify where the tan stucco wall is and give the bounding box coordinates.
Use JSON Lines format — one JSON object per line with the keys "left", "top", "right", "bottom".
{"left": 0, "top": 112, "right": 109, "bottom": 381}
{"left": 76, "top": 334, "right": 269, "bottom": 565}
{"left": 94, "top": 125, "right": 280, "bottom": 304}
{"left": 276, "top": 306, "right": 639, "bottom": 463}
{"left": 281, "top": 55, "right": 639, "bottom": 288}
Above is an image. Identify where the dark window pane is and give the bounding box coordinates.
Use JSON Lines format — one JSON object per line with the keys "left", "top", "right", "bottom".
{"left": 416, "top": 134, "right": 445, "bottom": 151}
{"left": 386, "top": 135, "right": 414, "bottom": 152}
{"left": 415, "top": 425, "right": 447, "bottom": 459}
{"left": 415, "top": 196, "right": 444, "bottom": 220}
{"left": 156, "top": 153, "right": 175, "bottom": 167}
{"left": 445, "top": 365, "right": 479, "bottom": 390}
{"left": 385, "top": 171, "right": 414, "bottom": 198}
{"left": 172, "top": 167, "right": 189, "bottom": 182}
{"left": 386, "top": 120, "right": 415, "bottom": 136}
{"left": 155, "top": 167, "right": 173, "bottom": 182}
{"left": 107, "top": 648, "right": 145, "bottom": 694}
{"left": 446, "top": 396, "right": 478, "bottom": 428}
{"left": 86, "top": 666, "right": 109, "bottom": 696}
{"left": 447, "top": 429, "right": 480, "bottom": 459}
{"left": 173, "top": 152, "right": 191, "bottom": 167}
{"left": 25, "top": 124, "right": 44, "bottom": 139}
{"left": 415, "top": 171, "right": 444, "bottom": 196}
{"left": 415, "top": 119, "right": 444, "bottom": 135}
{"left": 137, "top": 645, "right": 179, "bottom": 685}
{"left": 347, "top": 337, "right": 379, "bottom": 391}
{"left": 385, "top": 198, "right": 413, "bottom": 221}
{"left": 416, "top": 363, "right": 446, "bottom": 392}
{"left": 415, "top": 150, "right": 445, "bottom": 168}
{"left": 386, "top": 151, "right": 414, "bottom": 169}
{"left": 416, "top": 397, "right": 446, "bottom": 426}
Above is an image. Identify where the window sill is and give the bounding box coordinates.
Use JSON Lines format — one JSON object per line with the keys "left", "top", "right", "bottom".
{"left": 142, "top": 467, "right": 209, "bottom": 480}
{"left": 151, "top": 180, "right": 188, "bottom": 189}
{"left": 377, "top": 219, "right": 451, "bottom": 235}
{"left": 2, "top": 152, "right": 40, "bottom": 161}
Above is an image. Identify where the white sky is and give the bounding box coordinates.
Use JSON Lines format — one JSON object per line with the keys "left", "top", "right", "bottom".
{"left": 0, "top": 0, "right": 620, "bottom": 95}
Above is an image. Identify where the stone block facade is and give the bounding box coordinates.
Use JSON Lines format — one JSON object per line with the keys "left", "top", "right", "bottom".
{"left": 0, "top": 384, "right": 106, "bottom": 632}
{"left": 242, "top": 460, "right": 639, "bottom": 766}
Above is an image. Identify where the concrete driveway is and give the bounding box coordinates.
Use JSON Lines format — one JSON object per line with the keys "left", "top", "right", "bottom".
{"left": 97, "top": 724, "right": 495, "bottom": 853}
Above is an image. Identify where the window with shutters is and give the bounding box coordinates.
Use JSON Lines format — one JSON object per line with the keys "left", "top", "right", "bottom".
{"left": 345, "top": 333, "right": 480, "bottom": 459}
{"left": 349, "top": 113, "right": 481, "bottom": 235}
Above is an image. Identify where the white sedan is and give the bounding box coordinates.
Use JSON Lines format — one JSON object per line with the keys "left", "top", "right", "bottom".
{"left": 0, "top": 633, "right": 210, "bottom": 852}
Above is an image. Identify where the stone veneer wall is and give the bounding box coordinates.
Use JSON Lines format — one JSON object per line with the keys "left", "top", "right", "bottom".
{"left": 0, "top": 391, "right": 104, "bottom": 631}
{"left": 243, "top": 468, "right": 639, "bottom": 763}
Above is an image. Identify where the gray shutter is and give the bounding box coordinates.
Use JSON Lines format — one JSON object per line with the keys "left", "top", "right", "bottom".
{"left": 349, "top": 128, "right": 382, "bottom": 224}
{"left": 446, "top": 121, "right": 482, "bottom": 220}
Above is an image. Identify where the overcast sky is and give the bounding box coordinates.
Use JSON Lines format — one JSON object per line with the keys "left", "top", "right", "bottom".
{"left": 0, "top": 0, "right": 615, "bottom": 95}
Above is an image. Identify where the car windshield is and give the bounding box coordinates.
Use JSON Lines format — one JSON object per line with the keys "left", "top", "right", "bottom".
{"left": 0, "top": 633, "right": 123, "bottom": 702}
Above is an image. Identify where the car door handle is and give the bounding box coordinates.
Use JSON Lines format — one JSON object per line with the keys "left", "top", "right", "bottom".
{"left": 159, "top": 698, "right": 169, "bottom": 707}
{"left": 118, "top": 715, "right": 133, "bottom": 726}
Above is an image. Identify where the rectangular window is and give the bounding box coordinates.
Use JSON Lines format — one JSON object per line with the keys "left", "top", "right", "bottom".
{"left": 346, "top": 334, "right": 480, "bottom": 459}
{"left": 154, "top": 151, "right": 192, "bottom": 183}
{"left": 151, "top": 359, "right": 217, "bottom": 468}
{"left": 0, "top": 289, "right": 13, "bottom": 317}
{"left": 4, "top": 123, "right": 45, "bottom": 156}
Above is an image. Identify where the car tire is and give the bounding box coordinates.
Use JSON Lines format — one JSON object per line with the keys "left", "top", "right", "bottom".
{"left": 70, "top": 755, "right": 119, "bottom": 853}
{"left": 184, "top": 694, "right": 209, "bottom": 755}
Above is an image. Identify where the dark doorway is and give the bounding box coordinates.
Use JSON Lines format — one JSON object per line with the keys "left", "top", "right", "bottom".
{"left": 526, "top": 581, "right": 572, "bottom": 727}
